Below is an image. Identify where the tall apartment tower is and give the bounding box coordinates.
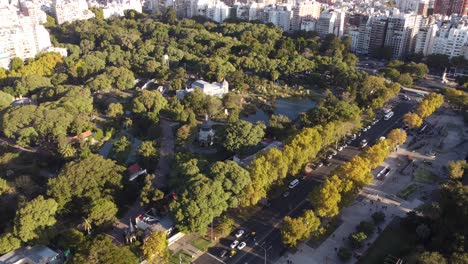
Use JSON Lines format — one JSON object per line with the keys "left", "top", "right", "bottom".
{"left": 368, "top": 16, "right": 388, "bottom": 57}
{"left": 434, "top": 0, "right": 468, "bottom": 16}
{"left": 355, "top": 15, "right": 371, "bottom": 55}
{"left": 414, "top": 23, "right": 438, "bottom": 55}
{"left": 384, "top": 13, "right": 421, "bottom": 59}
{"left": 290, "top": 0, "right": 320, "bottom": 31}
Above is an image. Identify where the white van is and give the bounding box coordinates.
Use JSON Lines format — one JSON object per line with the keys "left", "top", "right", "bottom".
{"left": 288, "top": 179, "right": 299, "bottom": 189}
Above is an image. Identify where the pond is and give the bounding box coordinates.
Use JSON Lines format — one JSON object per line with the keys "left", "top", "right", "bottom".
{"left": 241, "top": 98, "right": 317, "bottom": 124}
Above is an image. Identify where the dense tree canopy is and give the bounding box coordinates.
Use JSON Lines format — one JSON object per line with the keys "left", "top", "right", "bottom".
{"left": 70, "top": 235, "right": 138, "bottom": 264}
{"left": 13, "top": 195, "right": 58, "bottom": 242}
{"left": 224, "top": 120, "right": 265, "bottom": 152}
{"left": 47, "top": 155, "right": 124, "bottom": 214}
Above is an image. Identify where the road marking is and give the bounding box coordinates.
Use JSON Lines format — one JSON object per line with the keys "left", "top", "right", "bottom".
{"left": 231, "top": 199, "right": 308, "bottom": 264}
{"left": 207, "top": 252, "right": 226, "bottom": 264}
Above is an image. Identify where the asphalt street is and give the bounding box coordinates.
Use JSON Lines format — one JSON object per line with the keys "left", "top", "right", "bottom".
{"left": 195, "top": 99, "right": 416, "bottom": 264}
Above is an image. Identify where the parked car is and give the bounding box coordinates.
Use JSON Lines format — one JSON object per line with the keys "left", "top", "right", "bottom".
{"left": 237, "top": 242, "right": 247, "bottom": 250}
{"left": 327, "top": 154, "right": 333, "bottom": 160}
{"left": 332, "top": 151, "right": 337, "bottom": 156}
{"left": 288, "top": 179, "right": 299, "bottom": 189}
{"left": 230, "top": 240, "right": 239, "bottom": 249}
{"left": 360, "top": 139, "right": 368, "bottom": 149}
{"left": 235, "top": 230, "right": 245, "bottom": 238}
{"left": 376, "top": 167, "right": 391, "bottom": 179}
{"left": 317, "top": 162, "right": 324, "bottom": 168}
{"left": 338, "top": 146, "right": 344, "bottom": 151}
{"left": 363, "top": 127, "right": 368, "bottom": 132}
{"left": 283, "top": 191, "right": 290, "bottom": 198}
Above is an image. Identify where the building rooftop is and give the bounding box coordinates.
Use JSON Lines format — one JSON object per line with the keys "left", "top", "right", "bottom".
{"left": 0, "top": 245, "right": 60, "bottom": 264}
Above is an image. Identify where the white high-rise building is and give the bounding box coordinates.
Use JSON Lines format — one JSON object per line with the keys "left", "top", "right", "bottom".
{"left": 290, "top": 0, "right": 320, "bottom": 31}
{"left": 52, "top": 0, "right": 95, "bottom": 24}
{"left": 414, "top": 23, "right": 438, "bottom": 55}
{"left": 384, "top": 12, "right": 421, "bottom": 58}
{"left": 0, "top": 3, "right": 56, "bottom": 69}
{"left": 431, "top": 21, "right": 468, "bottom": 58}
{"left": 314, "top": 8, "right": 346, "bottom": 37}
{"left": 316, "top": 9, "right": 337, "bottom": 36}
{"left": 261, "top": 5, "right": 291, "bottom": 31}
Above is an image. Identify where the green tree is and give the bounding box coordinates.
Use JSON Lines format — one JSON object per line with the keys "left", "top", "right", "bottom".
{"left": 10, "top": 57, "right": 24, "bottom": 71}
{"left": 71, "top": 235, "right": 138, "bottom": 264}
{"left": 0, "top": 91, "right": 14, "bottom": 109}
{"left": 349, "top": 232, "right": 367, "bottom": 248}
{"left": 310, "top": 175, "right": 342, "bottom": 218}
{"left": 417, "top": 251, "right": 447, "bottom": 264}
{"left": 281, "top": 210, "right": 320, "bottom": 247}
{"left": 0, "top": 233, "right": 21, "bottom": 254}
{"left": 213, "top": 216, "right": 235, "bottom": 238}
{"left": 140, "top": 174, "right": 164, "bottom": 207}
{"left": 447, "top": 160, "right": 466, "bottom": 180}
{"left": 387, "top": 128, "right": 407, "bottom": 146}
{"left": 363, "top": 139, "right": 391, "bottom": 169}
{"left": 403, "top": 113, "right": 423, "bottom": 129}
{"left": 209, "top": 161, "right": 251, "bottom": 208}
{"left": 13, "top": 195, "right": 58, "bottom": 242}
{"left": 0, "top": 177, "right": 12, "bottom": 195}
{"left": 132, "top": 90, "right": 168, "bottom": 123}
{"left": 224, "top": 120, "right": 265, "bottom": 152}
{"left": 398, "top": 73, "right": 413, "bottom": 86}
{"left": 14, "top": 74, "right": 52, "bottom": 96}
{"left": 169, "top": 174, "right": 229, "bottom": 233}
{"left": 86, "top": 198, "right": 118, "bottom": 227}
{"left": 107, "top": 103, "right": 124, "bottom": 118}
{"left": 142, "top": 231, "right": 169, "bottom": 264}
{"left": 106, "top": 67, "right": 135, "bottom": 90}
{"left": 138, "top": 141, "right": 158, "bottom": 171}
{"left": 48, "top": 155, "right": 124, "bottom": 212}
{"left": 242, "top": 148, "right": 288, "bottom": 206}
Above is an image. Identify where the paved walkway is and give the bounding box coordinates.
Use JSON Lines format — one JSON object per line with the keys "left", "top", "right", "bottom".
{"left": 155, "top": 118, "right": 177, "bottom": 188}
{"left": 168, "top": 234, "right": 204, "bottom": 259}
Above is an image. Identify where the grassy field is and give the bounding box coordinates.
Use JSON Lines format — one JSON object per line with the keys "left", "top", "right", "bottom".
{"left": 358, "top": 218, "right": 418, "bottom": 264}
{"left": 170, "top": 250, "right": 193, "bottom": 264}
{"left": 191, "top": 236, "right": 213, "bottom": 251}
{"left": 397, "top": 184, "right": 419, "bottom": 200}
{"left": 414, "top": 167, "right": 436, "bottom": 183}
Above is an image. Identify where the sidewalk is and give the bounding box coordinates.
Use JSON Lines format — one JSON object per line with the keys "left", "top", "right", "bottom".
{"left": 276, "top": 193, "right": 422, "bottom": 264}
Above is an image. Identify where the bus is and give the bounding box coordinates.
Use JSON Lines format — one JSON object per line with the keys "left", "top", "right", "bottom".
{"left": 384, "top": 111, "right": 394, "bottom": 120}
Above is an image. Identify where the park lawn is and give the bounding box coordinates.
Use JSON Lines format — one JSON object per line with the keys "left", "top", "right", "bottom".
{"left": 414, "top": 167, "right": 436, "bottom": 183}
{"left": 358, "top": 218, "right": 418, "bottom": 264}
{"left": 397, "top": 184, "right": 419, "bottom": 200}
{"left": 170, "top": 250, "right": 193, "bottom": 264}
{"left": 191, "top": 236, "right": 213, "bottom": 251}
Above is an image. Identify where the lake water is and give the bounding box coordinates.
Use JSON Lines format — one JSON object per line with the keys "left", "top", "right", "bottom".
{"left": 241, "top": 98, "right": 317, "bottom": 124}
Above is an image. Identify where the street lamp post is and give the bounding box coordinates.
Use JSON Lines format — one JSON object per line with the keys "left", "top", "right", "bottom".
{"left": 256, "top": 242, "right": 271, "bottom": 264}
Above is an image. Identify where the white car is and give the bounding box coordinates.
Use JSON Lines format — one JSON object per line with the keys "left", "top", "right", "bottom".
{"left": 237, "top": 242, "right": 246, "bottom": 250}
{"left": 332, "top": 151, "right": 337, "bottom": 156}
{"left": 317, "top": 162, "right": 323, "bottom": 168}
{"left": 367, "top": 125, "right": 371, "bottom": 130}
{"left": 338, "top": 146, "right": 344, "bottom": 151}
{"left": 230, "top": 240, "right": 239, "bottom": 249}
{"left": 235, "top": 230, "right": 245, "bottom": 238}
{"left": 327, "top": 155, "right": 333, "bottom": 160}
{"left": 363, "top": 127, "right": 368, "bottom": 132}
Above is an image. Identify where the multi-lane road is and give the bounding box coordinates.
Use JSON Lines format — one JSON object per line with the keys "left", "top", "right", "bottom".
{"left": 195, "top": 99, "right": 416, "bottom": 264}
